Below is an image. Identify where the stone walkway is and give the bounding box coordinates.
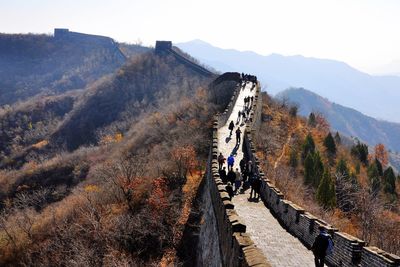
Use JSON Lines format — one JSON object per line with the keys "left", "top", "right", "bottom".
{"left": 218, "top": 82, "right": 315, "bottom": 267}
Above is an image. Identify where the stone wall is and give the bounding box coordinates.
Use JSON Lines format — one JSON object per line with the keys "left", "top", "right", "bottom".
{"left": 242, "top": 111, "right": 400, "bottom": 267}
{"left": 207, "top": 79, "right": 270, "bottom": 267}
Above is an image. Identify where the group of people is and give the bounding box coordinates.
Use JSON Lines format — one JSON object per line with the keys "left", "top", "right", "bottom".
{"left": 218, "top": 153, "right": 262, "bottom": 201}
{"left": 241, "top": 73, "right": 257, "bottom": 84}
{"left": 228, "top": 121, "right": 242, "bottom": 144}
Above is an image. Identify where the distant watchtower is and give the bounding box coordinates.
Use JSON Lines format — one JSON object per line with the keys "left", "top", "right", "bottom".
{"left": 54, "top": 28, "right": 69, "bottom": 38}
{"left": 155, "top": 41, "right": 172, "bottom": 54}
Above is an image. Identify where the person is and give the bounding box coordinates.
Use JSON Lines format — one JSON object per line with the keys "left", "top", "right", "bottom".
{"left": 250, "top": 96, "right": 254, "bottom": 106}
{"left": 227, "top": 168, "right": 236, "bottom": 184}
{"left": 237, "top": 110, "right": 242, "bottom": 124}
{"left": 311, "top": 226, "right": 334, "bottom": 267}
{"left": 226, "top": 182, "right": 234, "bottom": 200}
{"left": 234, "top": 168, "right": 242, "bottom": 194}
{"left": 253, "top": 177, "right": 261, "bottom": 201}
{"left": 247, "top": 160, "right": 253, "bottom": 179}
{"left": 239, "top": 158, "right": 246, "bottom": 173}
{"left": 242, "top": 111, "right": 247, "bottom": 123}
{"left": 236, "top": 127, "right": 242, "bottom": 144}
{"left": 249, "top": 174, "right": 256, "bottom": 199}
{"left": 229, "top": 120, "right": 235, "bottom": 135}
{"left": 218, "top": 153, "right": 225, "bottom": 170}
{"left": 227, "top": 155, "right": 235, "bottom": 171}
{"left": 219, "top": 166, "right": 227, "bottom": 184}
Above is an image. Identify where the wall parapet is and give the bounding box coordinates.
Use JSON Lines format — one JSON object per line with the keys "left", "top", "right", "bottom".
{"left": 242, "top": 111, "right": 400, "bottom": 267}
{"left": 208, "top": 77, "right": 270, "bottom": 266}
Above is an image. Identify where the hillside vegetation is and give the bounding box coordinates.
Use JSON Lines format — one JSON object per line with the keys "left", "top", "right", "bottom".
{"left": 0, "top": 50, "right": 236, "bottom": 265}
{"left": 278, "top": 88, "right": 400, "bottom": 154}
{"left": 0, "top": 33, "right": 131, "bottom": 105}
{"left": 255, "top": 93, "right": 400, "bottom": 254}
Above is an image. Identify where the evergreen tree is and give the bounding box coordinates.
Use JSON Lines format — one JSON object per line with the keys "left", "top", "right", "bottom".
{"left": 336, "top": 158, "right": 349, "bottom": 178}
{"left": 375, "top": 158, "right": 383, "bottom": 176}
{"left": 367, "top": 163, "right": 380, "bottom": 196}
{"left": 313, "top": 152, "right": 324, "bottom": 188}
{"left": 383, "top": 167, "right": 396, "bottom": 195}
{"left": 317, "top": 168, "right": 336, "bottom": 209}
{"left": 334, "top": 131, "right": 341, "bottom": 145}
{"left": 308, "top": 112, "right": 316, "bottom": 127}
{"left": 351, "top": 141, "right": 369, "bottom": 165}
{"left": 289, "top": 148, "right": 298, "bottom": 169}
{"left": 301, "top": 133, "right": 315, "bottom": 160}
{"left": 324, "top": 132, "right": 337, "bottom": 155}
{"left": 304, "top": 153, "right": 315, "bottom": 185}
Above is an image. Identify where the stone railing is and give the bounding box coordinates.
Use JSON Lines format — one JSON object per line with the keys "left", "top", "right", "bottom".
{"left": 207, "top": 79, "right": 270, "bottom": 267}
{"left": 242, "top": 124, "right": 400, "bottom": 267}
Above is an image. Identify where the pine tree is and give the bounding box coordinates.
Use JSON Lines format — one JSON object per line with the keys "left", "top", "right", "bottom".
{"left": 317, "top": 168, "right": 336, "bottom": 209}
{"left": 289, "top": 148, "right": 298, "bottom": 169}
{"left": 383, "top": 167, "right": 396, "bottom": 195}
{"left": 375, "top": 158, "right": 383, "bottom": 176}
{"left": 336, "top": 158, "right": 349, "bottom": 178}
{"left": 313, "top": 152, "right": 324, "bottom": 188}
{"left": 304, "top": 153, "right": 315, "bottom": 185}
{"left": 324, "top": 132, "right": 337, "bottom": 156}
{"left": 367, "top": 163, "right": 380, "bottom": 196}
{"left": 351, "top": 141, "right": 369, "bottom": 165}
{"left": 334, "top": 131, "right": 341, "bottom": 145}
{"left": 301, "top": 133, "right": 315, "bottom": 160}
{"left": 308, "top": 112, "right": 316, "bottom": 127}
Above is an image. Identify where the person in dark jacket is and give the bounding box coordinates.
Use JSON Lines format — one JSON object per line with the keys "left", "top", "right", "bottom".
{"left": 229, "top": 121, "right": 235, "bottom": 135}
{"left": 226, "top": 182, "right": 234, "bottom": 200}
{"left": 219, "top": 167, "right": 227, "bottom": 184}
{"left": 311, "top": 226, "right": 333, "bottom": 267}
{"left": 239, "top": 158, "right": 246, "bottom": 173}
{"left": 218, "top": 152, "right": 225, "bottom": 170}
{"left": 236, "top": 127, "right": 242, "bottom": 144}
{"left": 227, "top": 169, "right": 236, "bottom": 184}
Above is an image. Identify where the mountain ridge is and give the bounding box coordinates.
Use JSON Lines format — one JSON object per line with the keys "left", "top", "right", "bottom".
{"left": 176, "top": 39, "right": 400, "bottom": 123}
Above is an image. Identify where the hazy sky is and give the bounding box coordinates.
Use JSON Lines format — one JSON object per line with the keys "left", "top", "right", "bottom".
{"left": 1, "top": 0, "right": 400, "bottom": 73}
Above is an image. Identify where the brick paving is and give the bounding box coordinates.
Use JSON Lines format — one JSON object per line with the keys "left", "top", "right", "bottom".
{"left": 218, "top": 82, "right": 315, "bottom": 267}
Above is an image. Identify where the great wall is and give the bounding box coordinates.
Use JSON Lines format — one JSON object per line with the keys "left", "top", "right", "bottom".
{"left": 152, "top": 42, "right": 400, "bottom": 266}
{"left": 45, "top": 33, "right": 399, "bottom": 265}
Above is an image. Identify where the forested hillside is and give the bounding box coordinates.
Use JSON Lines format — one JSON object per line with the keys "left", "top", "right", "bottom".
{"left": 255, "top": 93, "right": 400, "bottom": 254}
{"left": 0, "top": 49, "right": 238, "bottom": 265}
{"left": 0, "top": 33, "right": 146, "bottom": 105}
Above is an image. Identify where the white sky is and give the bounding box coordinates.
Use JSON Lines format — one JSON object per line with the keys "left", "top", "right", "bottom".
{"left": 1, "top": 0, "right": 400, "bottom": 73}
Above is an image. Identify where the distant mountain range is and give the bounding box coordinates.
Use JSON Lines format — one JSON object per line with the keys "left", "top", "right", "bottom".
{"left": 277, "top": 87, "right": 400, "bottom": 154}
{"left": 176, "top": 39, "right": 400, "bottom": 123}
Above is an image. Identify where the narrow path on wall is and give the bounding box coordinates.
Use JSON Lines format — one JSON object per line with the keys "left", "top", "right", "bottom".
{"left": 218, "top": 83, "right": 315, "bottom": 267}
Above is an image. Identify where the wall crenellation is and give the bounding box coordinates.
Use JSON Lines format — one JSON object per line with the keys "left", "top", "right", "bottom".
{"left": 207, "top": 78, "right": 270, "bottom": 267}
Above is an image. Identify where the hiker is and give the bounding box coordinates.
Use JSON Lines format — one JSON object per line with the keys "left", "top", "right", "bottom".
{"left": 234, "top": 168, "right": 242, "bottom": 194}
{"left": 311, "top": 226, "right": 334, "bottom": 267}
{"left": 226, "top": 182, "right": 234, "bottom": 200}
{"left": 229, "top": 120, "right": 235, "bottom": 135}
{"left": 251, "top": 96, "right": 254, "bottom": 106}
{"left": 219, "top": 166, "right": 227, "bottom": 184}
{"left": 247, "top": 160, "right": 253, "bottom": 178}
{"left": 236, "top": 127, "right": 242, "bottom": 144}
{"left": 227, "top": 155, "right": 235, "bottom": 171}
{"left": 242, "top": 111, "right": 247, "bottom": 123}
{"left": 253, "top": 177, "right": 261, "bottom": 200}
{"left": 218, "top": 152, "right": 225, "bottom": 170}
{"left": 237, "top": 110, "right": 242, "bottom": 124}
{"left": 227, "top": 168, "right": 236, "bottom": 184}
{"left": 239, "top": 158, "right": 246, "bottom": 173}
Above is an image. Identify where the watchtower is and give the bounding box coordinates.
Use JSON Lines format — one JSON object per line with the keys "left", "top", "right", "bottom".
{"left": 155, "top": 41, "right": 172, "bottom": 54}
{"left": 54, "top": 28, "right": 69, "bottom": 38}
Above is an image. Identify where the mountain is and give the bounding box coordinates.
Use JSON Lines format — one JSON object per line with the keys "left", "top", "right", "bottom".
{"left": 176, "top": 39, "right": 400, "bottom": 123}
{"left": 277, "top": 87, "right": 400, "bottom": 154}
{"left": 0, "top": 30, "right": 148, "bottom": 105}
